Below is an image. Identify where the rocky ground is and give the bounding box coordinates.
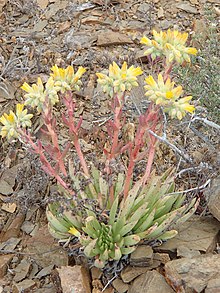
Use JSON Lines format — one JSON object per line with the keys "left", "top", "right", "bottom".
{"left": 0, "top": 0, "right": 220, "bottom": 292}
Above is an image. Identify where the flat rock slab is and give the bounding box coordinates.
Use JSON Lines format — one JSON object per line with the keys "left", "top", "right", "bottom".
{"left": 207, "top": 177, "right": 220, "bottom": 222}
{"left": 57, "top": 265, "right": 91, "bottom": 293}
{"left": 97, "top": 31, "right": 133, "bottom": 46}
{"left": 130, "top": 245, "right": 153, "bottom": 266}
{"left": 165, "top": 254, "right": 220, "bottom": 293}
{"left": 0, "top": 254, "right": 14, "bottom": 278}
{"left": 128, "top": 270, "right": 175, "bottom": 293}
{"left": 155, "top": 216, "right": 220, "bottom": 253}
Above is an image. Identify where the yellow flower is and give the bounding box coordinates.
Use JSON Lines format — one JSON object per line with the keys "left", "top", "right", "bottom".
{"left": 145, "top": 74, "right": 195, "bottom": 120}
{"left": 50, "top": 65, "right": 86, "bottom": 93}
{"left": 140, "top": 29, "right": 197, "bottom": 64}
{"left": 145, "top": 74, "right": 180, "bottom": 105}
{"left": 68, "top": 227, "right": 81, "bottom": 237}
{"left": 21, "top": 78, "right": 47, "bottom": 112}
{"left": 96, "top": 61, "right": 143, "bottom": 97}
{"left": 0, "top": 104, "right": 33, "bottom": 140}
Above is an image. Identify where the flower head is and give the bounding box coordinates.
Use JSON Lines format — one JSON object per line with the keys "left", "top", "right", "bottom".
{"left": 145, "top": 74, "right": 195, "bottom": 119}
{"left": 50, "top": 65, "right": 86, "bottom": 93}
{"left": 96, "top": 62, "right": 143, "bottom": 97}
{"left": 141, "top": 29, "right": 197, "bottom": 64}
{"left": 0, "top": 104, "right": 33, "bottom": 140}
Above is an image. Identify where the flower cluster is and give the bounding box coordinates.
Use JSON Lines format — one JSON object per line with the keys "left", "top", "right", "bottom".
{"left": 141, "top": 29, "right": 197, "bottom": 64}
{"left": 21, "top": 65, "right": 86, "bottom": 112}
{"left": 96, "top": 62, "right": 143, "bottom": 97}
{"left": 50, "top": 65, "right": 86, "bottom": 93}
{"left": 0, "top": 104, "right": 33, "bottom": 140}
{"left": 145, "top": 74, "right": 195, "bottom": 120}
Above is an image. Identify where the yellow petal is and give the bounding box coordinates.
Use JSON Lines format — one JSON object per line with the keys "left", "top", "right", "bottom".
{"left": 21, "top": 82, "right": 32, "bottom": 93}
{"left": 145, "top": 75, "right": 157, "bottom": 87}
{"left": 68, "top": 227, "right": 80, "bottom": 237}
{"left": 158, "top": 74, "right": 164, "bottom": 87}
{"left": 16, "top": 104, "right": 24, "bottom": 116}
{"left": 185, "top": 47, "right": 198, "bottom": 55}
{"left": 140, "top": 36, "right": 151, "bottom": 46}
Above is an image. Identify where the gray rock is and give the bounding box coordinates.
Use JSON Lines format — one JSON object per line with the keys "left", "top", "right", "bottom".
{"left": 155, "top": 216, "right": 220, "bottom": 253}
{"left": 128, "top": 270, "right": 175, "bottom": 293}
{"left": 206, "top": 277, "right": 220, "bottom": 293}
{"left": 207, "top": 178, "right": 220, "bottom": 222}
{"left": 130, "top": 245, "right": 153, "bottom": 266}
{"left": 112, "top": 278, "right": 129, "bottom": 293}
{"left": 165, "top": 254, "right": 220, "bottom": 293}
{"left": 14, "top": 258, "right": 32, "bottom": 282}
{"left": 21, "top": 221, "right": 35, "bottom": 234}
{"left": 13, "top": 279, "right": 36, "bottom": 293}
{"left": 121, "top": 266, "right": 150, "bottom": 283}
{"left": 176, "top": 3, "right": 198, "bottom": 14}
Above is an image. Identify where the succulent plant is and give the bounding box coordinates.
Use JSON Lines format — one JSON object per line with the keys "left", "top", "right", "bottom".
{"left": 46, "top": 167, "right": 199, "bottom": 268}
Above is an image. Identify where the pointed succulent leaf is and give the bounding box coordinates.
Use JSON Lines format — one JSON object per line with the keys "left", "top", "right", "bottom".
{"left": 112, "top": 216, "right": 126, "bottom": 236}
{"left": 114, "top": 245, "right": 122, "bottom": 260}
{"left": 157, "top": 230, "right": 178, "bottom": 241}
{"left": 172, "top": 193, "right": 186, "bottom": 209}
{"left": 120, "top": 246, "right": 137, "bottom": 255}
{"left": 63, "top": 211, "right": 82, "bottom": 230}
{"left": 147, "top": 211, "right": 179, "bottom": 239}
{"left": 136, "top": 223, "right": 158, "bottom": 239}
{"left": 133, "top": 208, "right": 155, "bottom": 233}
{"left": 46, "top": 210, "right": 70, "bottom": 233}
{"left": 91, "top": 164, "right": 101, "bottom": 192}
{"left": 114, "top": 173, "right": 124, "bottom": 197}
{"left": 123, "top": 234, "right": 140, "bottom": 246}
{"left": 119, "top": 180, "right": 142, "bottom": 219}
{"left": 128, "top": 202, "right": 149, "bottom": 223}
{"left": 109, "top": 195, "right": 119, "bottom": 225}
{"left": 99, "top": 176, "right": 108, "bottom": 198}
{"left": 84, "top": 239, "right": 97, "bottom": 257}
{"left": 48, "top": 223, "right": 69, "bottom": 239}
{"left": 120, "top": 220, "right": 138, "bottom": 237}
{"left": 175, "top": 198, "right": 199, "bottom": 225}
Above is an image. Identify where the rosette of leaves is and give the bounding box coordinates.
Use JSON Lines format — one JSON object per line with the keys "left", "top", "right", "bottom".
{"left": 46, "top": 167, "right": 199, "bottom": 268}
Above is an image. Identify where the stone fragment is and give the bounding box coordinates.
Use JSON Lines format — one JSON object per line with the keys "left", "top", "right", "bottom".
{"left": 177, "top": 245, "right": 201, "bottom": 258}
{"left": 1, "top": 203, "right": 17, "bottom": 213}
{"left": 112, "top": 278, "right": 129, "bottom": 293}
{"left": 34, "top": 264, "right": 54, "bottom": 279}
{"left": 97, "top": 31, "right": 133, "bottom": 46}
{"left": 14, "top": 258, "right": 32, "bottom": 282}
{"left": 13, "top": 279, "right": 36, "bottom": 293}
{"left": 130, "top": 245, "right": 153, "bottom": 266}
{"left": 0, "top": 213, "right": 25, "bottom": 241}
{"left": 206, "top": 277, "right": 220, "bottom": 293}
{"left": 153, "top": 253, "right": 170, "bottom": 264}
{"left": 57, "top": 265, "right": 91, "bottom": 293}
{"left": 21, "top": 221, "right": 35, "bottom": 234}
{"left": 155, "top": 216, "right": 219, "bottom": 253}
{"left": 91, "top": 267, "right": 102, "bottom": 280}
{"left": 165, "top": 254, "right": 220, "bottom": 293}
{"left": 64, "top": 29, "right": 97, "bottom": 49}
{"left": 25, "top": 225, "right": 68, "bottom": 267}
{"left": 158, "top": 7, "right": 164, "bottom": 18}
{"left": 0, "top": 179, "right": 13, "bottom": 195}
{"left": 176, "top": 3, "right": 198, "bottom": 14}
{"left": 137, "top": 3, "right": 151, "bottom": 13}
{"left": 0, "top": 254, "right": 13, "bottom": 277}
{"left": 121, "top": 266, "right": 149, "bottom": 283}
{"left": 0, "top": 237, "right": 21, "bottom": 251}
{"left": 207, "top": 178, "right": 220, "bottom": 222}
{"left": 128, "top": 270, "right": 175, "bottom": 293}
